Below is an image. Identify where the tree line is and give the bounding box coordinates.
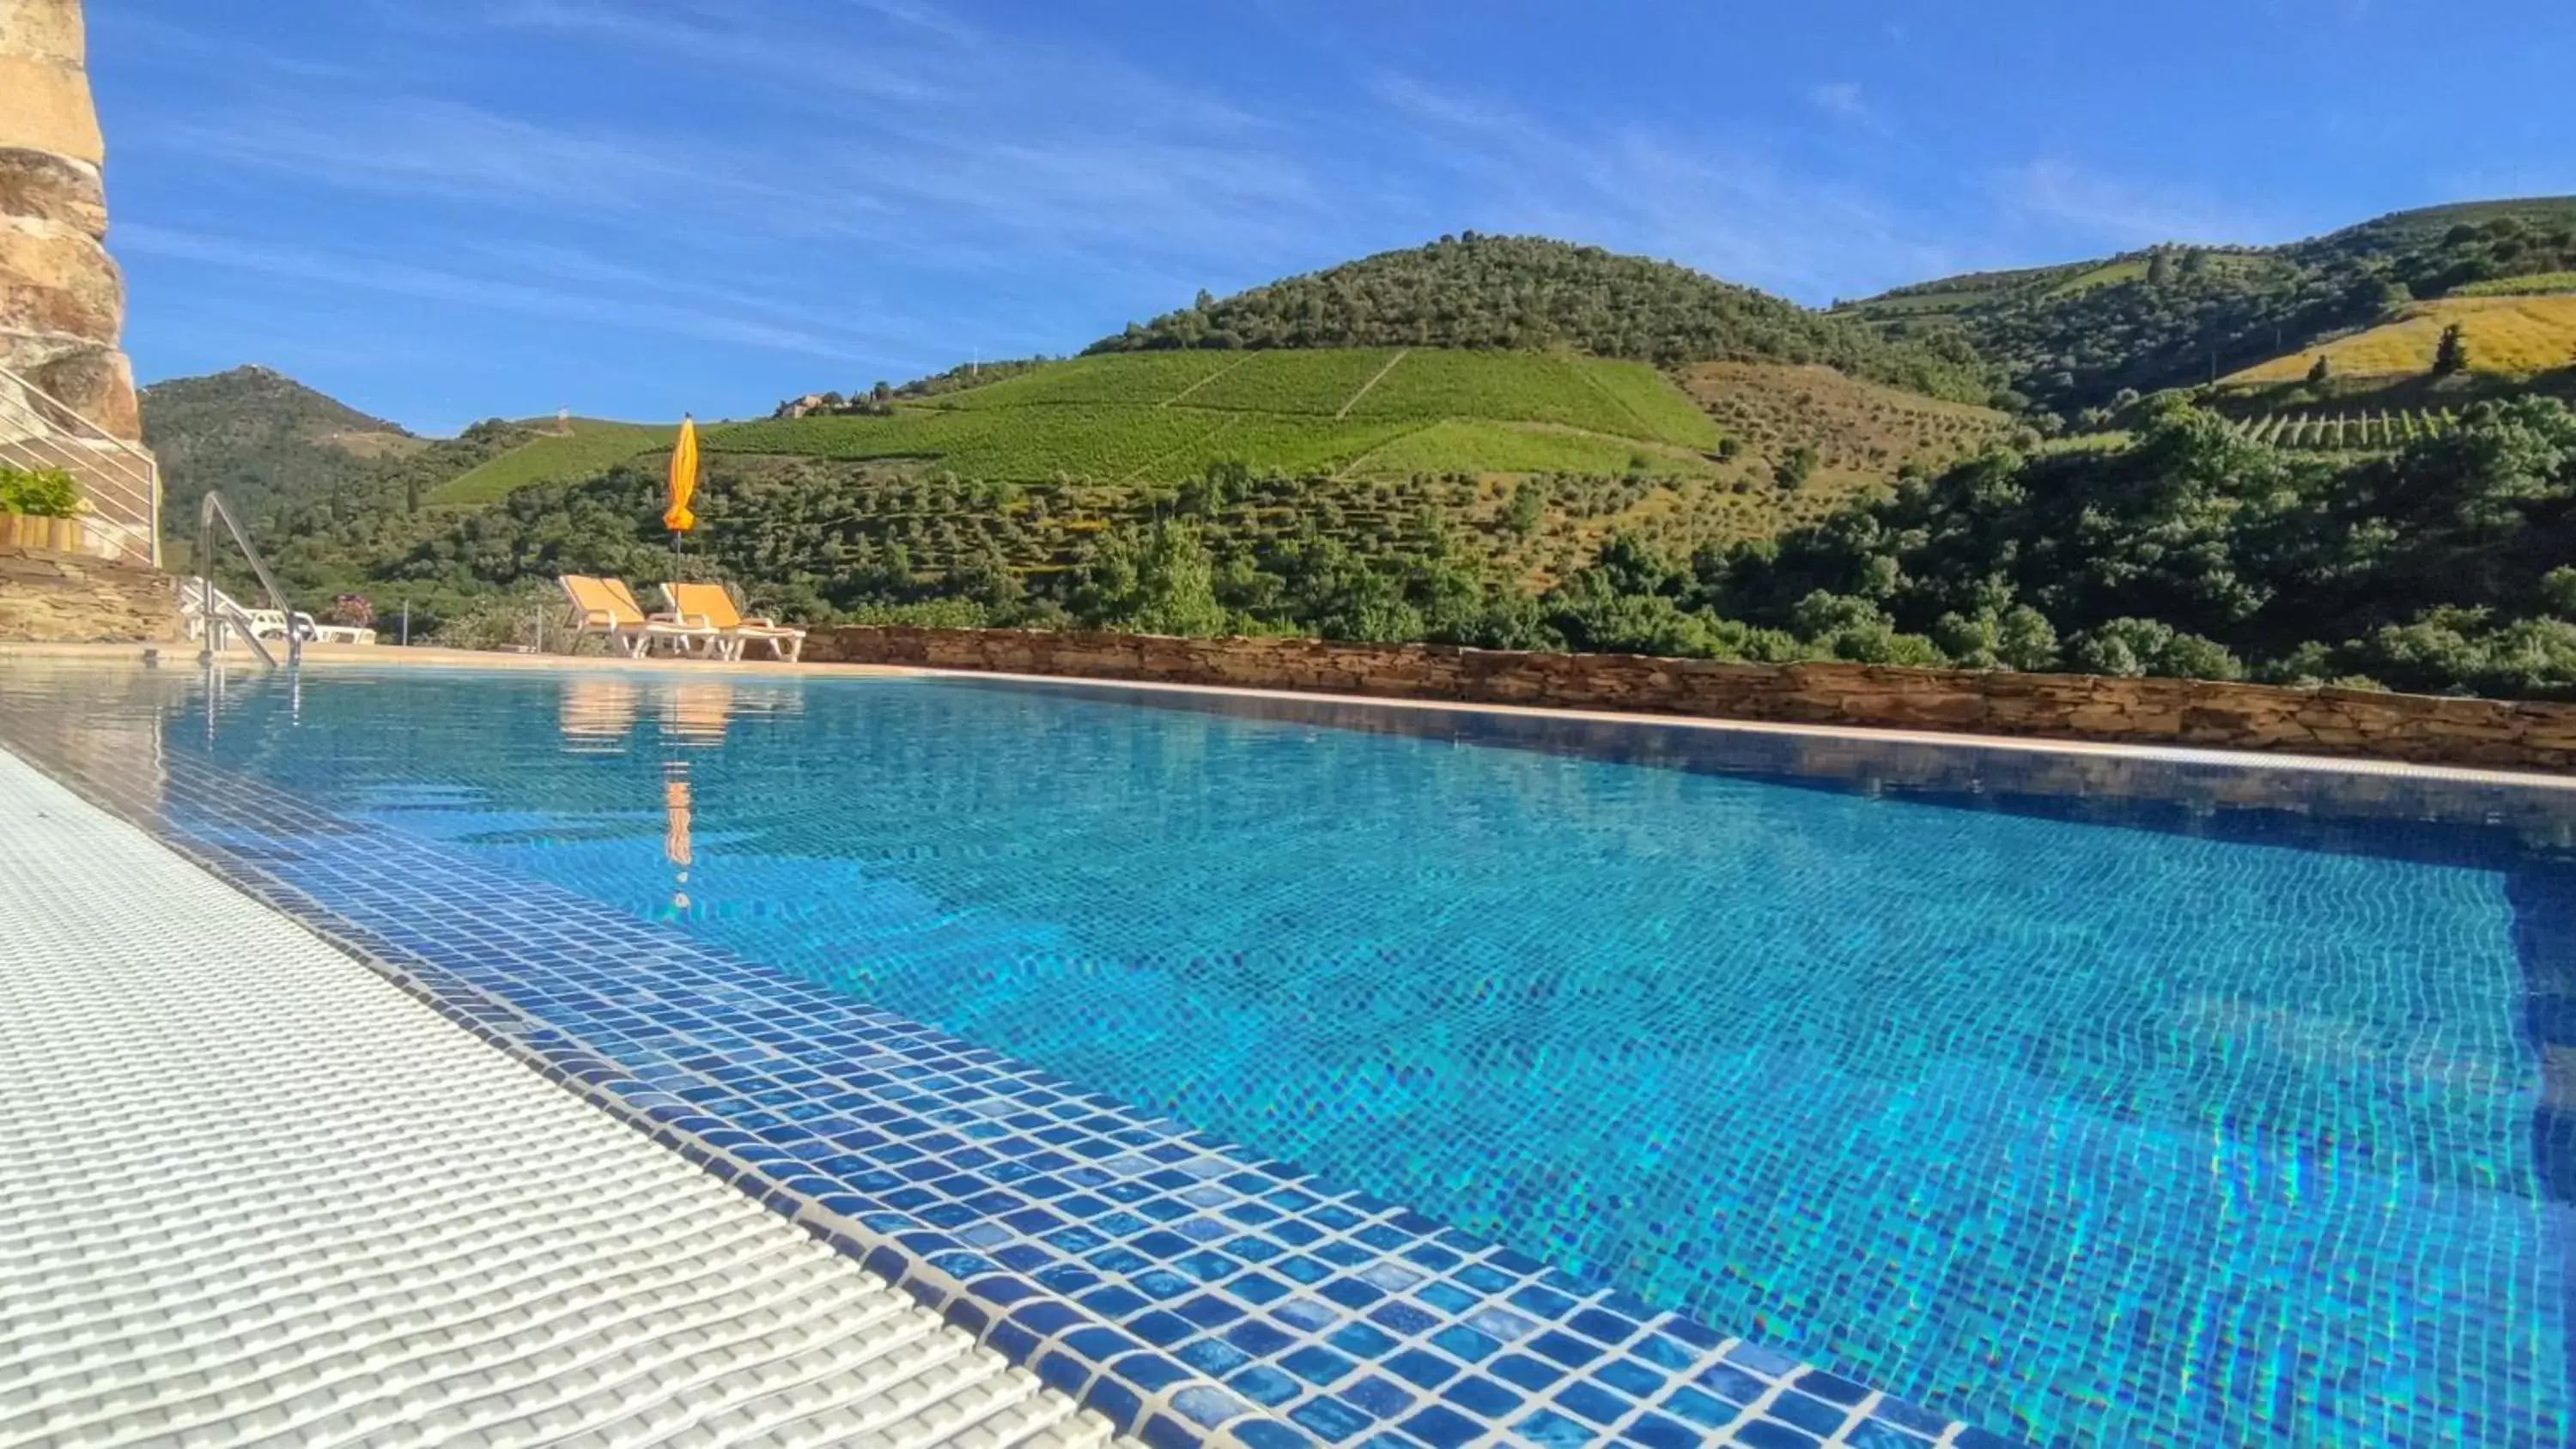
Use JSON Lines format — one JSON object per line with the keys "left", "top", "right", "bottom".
{"left": 242, "top": 393, "right": 2576, "bottom": 699}
{"left": 1091, "top": 233, "right": 1992, "bottom": 405}
{"left": 1862, "top": 209, "right": 2576, "bottom": 413}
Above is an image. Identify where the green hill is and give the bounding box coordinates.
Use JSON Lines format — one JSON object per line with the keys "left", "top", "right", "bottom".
{"left": 139, "top": 365, "right": 422, "bottom": 528}
{"left": 156, "top": 203, "right": 2576, "bottom": 700}
{"left": 1840, "top": 197, "right": 2576, "bottom": 412}
{"left": 425, "top": 419, "right": 681, "bottom": 507}
{"left": 1091, "top": 233, "right": 1991, "bottom": 403}
{"left": 711, "top": 347, "right": 1727, "bottom": 484}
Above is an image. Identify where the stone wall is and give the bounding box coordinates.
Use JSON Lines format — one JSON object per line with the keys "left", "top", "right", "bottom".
{"left": 806, "top": 625, "right": 2576, "bottom": 772}
{"left": 0, "top": 543, "right": 176, "bottom": 640}
{"left": 0, "top": 0, "right": 138, "bottom": 438}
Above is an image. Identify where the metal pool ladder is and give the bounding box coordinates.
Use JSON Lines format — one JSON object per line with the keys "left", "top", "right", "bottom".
{"left": 195, "top": 490, "right": 300, "bottom": 669}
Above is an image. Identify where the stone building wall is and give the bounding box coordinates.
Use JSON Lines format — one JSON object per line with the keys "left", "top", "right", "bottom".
{"left": 0, "top": 0, "right": 139, "bottom": 438}
{"left": 0, "top": 543, "right": 176, "bottom": 640}
{"left": 805, "top": 625, "right": 2576, "bottom": 773}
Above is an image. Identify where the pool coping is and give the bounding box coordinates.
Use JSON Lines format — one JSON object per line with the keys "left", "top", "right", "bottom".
{"left": 0, "top": 697, "right": 2018, "bottom": 1449}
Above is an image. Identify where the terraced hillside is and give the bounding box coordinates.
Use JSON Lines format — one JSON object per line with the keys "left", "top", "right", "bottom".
{"left": 2227, "top": 295, "right": 2576, "bottom": 382}
{"left": 710, "top": 348, "right": 1727, "bottom": 484}
{"left": 1091, "top": 233, "right": 1990, "bottom": 403}
{"left": 2230, "top": 409, "right": 2457, "bottom": 451}
{"left": 1679, "top": 362, "right": 2008, "bottom": 505}
{"left": 424, "top": 419, "right": 681, "bottom": 506}
{"left": 658, "top": 358, "right": 2014, "bottom": 595}
{"left": 1839, "top": 197, "right": 2576, "bottom": 411}
{"left": 2453, "top": 271, "right": 2576, "bottom": 298}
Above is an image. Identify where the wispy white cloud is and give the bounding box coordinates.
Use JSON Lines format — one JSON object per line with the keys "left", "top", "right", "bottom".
{"left": 165, "top": 0, "right": 1321, "bottom": 287}
{"left": 846, "top": 0, "right": 978, "bottom": 44}
{"left": 85, "top": 10, "right": 360, "bottom": 80}
{"left": 1364, "top": 76, "right": 1956, "bottom": 303}
{"left": 1806, "top": 82, "right": 1889, "bottom": 136}
{"left": 117, "top": 223, "right": 884, "bottom": 360}
{"left": 173, "top": 102, "right": 701, "bottom": 213}
{"left": 479, "top": 0, "right": 951, "bottom": 105}
{"left": 1988, "top": 158, "right": 2267, "bottom": 250}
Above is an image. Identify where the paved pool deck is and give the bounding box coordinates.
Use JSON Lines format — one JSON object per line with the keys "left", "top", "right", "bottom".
{"left": 0, "top": 749, "right": 1112, "bottom": 1449}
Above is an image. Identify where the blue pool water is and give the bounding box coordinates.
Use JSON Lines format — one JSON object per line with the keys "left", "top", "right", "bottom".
{"left": 6, "top": 664, "right": 2571, "bottom": 1447}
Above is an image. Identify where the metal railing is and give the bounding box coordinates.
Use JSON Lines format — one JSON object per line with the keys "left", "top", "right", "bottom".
{"left": 196, "top": 491, "right": 297, "bottom": 669}
{"left": 177, "top": 576, "right": 281, "bottom": 668}
{"left": 0, "top": 363, "right": 161, "bottom": 567}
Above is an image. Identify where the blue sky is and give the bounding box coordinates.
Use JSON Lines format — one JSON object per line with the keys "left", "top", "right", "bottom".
{"left": 90, "top": 0, "right": 2576, "bottom": 434}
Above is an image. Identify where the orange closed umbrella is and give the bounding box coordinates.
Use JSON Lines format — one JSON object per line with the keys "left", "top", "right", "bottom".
{"left": 663, "top": 415, "right": 700, "bottom": 533}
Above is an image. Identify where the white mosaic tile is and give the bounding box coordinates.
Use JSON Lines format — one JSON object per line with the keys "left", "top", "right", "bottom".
{"left": 0, "top": 750, "right": 1110, "bottom": 1449}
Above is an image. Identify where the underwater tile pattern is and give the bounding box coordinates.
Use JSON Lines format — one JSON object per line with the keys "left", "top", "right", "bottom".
{"left": 3, "top": 661, "right": 2573, "bottom": 1448}
{"left": 0, "top": 709, "right": 1996, "bottom": 1449}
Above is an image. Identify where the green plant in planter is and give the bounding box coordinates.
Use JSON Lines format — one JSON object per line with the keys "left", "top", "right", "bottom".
{"left": 0, "top": 465, "right": 81, "bottom": 517}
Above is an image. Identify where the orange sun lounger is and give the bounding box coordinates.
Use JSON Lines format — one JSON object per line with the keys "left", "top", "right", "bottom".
{"left": 660, "top": 582, "right": 807, "bottom": 663}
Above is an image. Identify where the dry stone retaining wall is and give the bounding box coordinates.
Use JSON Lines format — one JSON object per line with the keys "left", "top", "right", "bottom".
{"left": 806, "top": 625, "right": 2576, "bottom": 773}
{"left": 0, "top": 543, "right": 175, "bottom": 640}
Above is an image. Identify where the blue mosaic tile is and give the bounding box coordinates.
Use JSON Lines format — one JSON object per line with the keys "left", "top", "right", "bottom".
{"left": 1281, "top": 1345, "right": 1359, "bottom": 1388}
{"left": 1397, "top": 1404, "right": 1482, "bottom": 1449}
{"left": 1511, "top": 1407, "right": 1596, "bottom": 1448}
{"left": 1339, "top": 1374, "right": 1416, "bottom": 1420}
{"left": 1383, "top": 1348, "right": 1460, "bottom": 1390}
{"left": 1230, "top": 1364, "right": 1304, "bottom": 1408}
{"left": 1623, "top": 1412, "right": 1702, "bottom": 1449}
{"left": 1656, "top": 1385, "right": 1737, "bottom": 1429}
{"left": 1768, "top": 1390, "right": 1855, "bottom": 1438}
{"left": 1287, "top": 1396, "right": 1376, "bottom": 1443}
{"left": 1443, "top": 1375, "right": 1525, "bottom": 1418}
{"left": 1845, "top": 1421, "right": 1938, "bottom": 1449}
{"left": 0, "top": 677, "right": 2020, "bottom": 1449}
{"left": 1549, "top": 1380, "right": 1629, "bottom": 1427}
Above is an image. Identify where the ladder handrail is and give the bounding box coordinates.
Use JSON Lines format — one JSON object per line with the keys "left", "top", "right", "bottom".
{"left": 197, "top": 490, "right": 298, "bottom": 669}
{"left": 173, "top": 576, "right": 289, "bottom": 668}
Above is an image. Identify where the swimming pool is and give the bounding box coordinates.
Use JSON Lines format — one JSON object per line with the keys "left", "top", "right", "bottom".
{"left": 3, "top": 661, "right": 2569, "bottom": 1448}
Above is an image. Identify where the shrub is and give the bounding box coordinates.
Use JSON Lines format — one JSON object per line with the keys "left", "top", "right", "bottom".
{"left": 2542, "top": 566, "right": 2576, "bottom": 619}
{"left": 429, "top": 583, "right": 605, "bottom": 653}
{"left": 1933, "top": 604, "right": 2059, "bottom": 671}
{"left": 0, "top": 465, "right": 80, "bottom": 518}
{"left": 842, "top": 598, "right": 995, "bottom": 628}
{"left": 1774, "top": 444, "right": 1819, "bottom": 490}
{"left": 2070, "top": 617, "right": 2244, "bottom": 680}
{"left": 1551, "top": 591, "right": 1729, "bottom": 658}
{"left": 1789, "top": 590, "right": 1946, "bottom": 664}
{"left": 2433, "top": 322, "right": 2470, "bottom": 376}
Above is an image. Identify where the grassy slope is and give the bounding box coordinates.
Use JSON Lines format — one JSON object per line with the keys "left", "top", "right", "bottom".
{"left": 1680, "top": 361, "right": 2008, "bottom": 501}
{"left": 2227, "top": 295, "right": 2576, "bottom": 381}
{"left": 707, "top": 348, "right": 1723, "bottom": 484}
{"left": 2452, "top": 271, "right": 2576, "bottom": 298}
{"left": 1090, "top": 233, "right": 1990, "bottom": 403}
{"left": 683, "top": 358, "right": 2006, "bottom": 597}
{"left": 425, "top": 419, "right": 680, "bottom": 506}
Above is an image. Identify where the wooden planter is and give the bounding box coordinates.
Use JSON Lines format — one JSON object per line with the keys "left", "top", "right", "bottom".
{"left": 0, "top": 513, "right": 85, "bottom": 553}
